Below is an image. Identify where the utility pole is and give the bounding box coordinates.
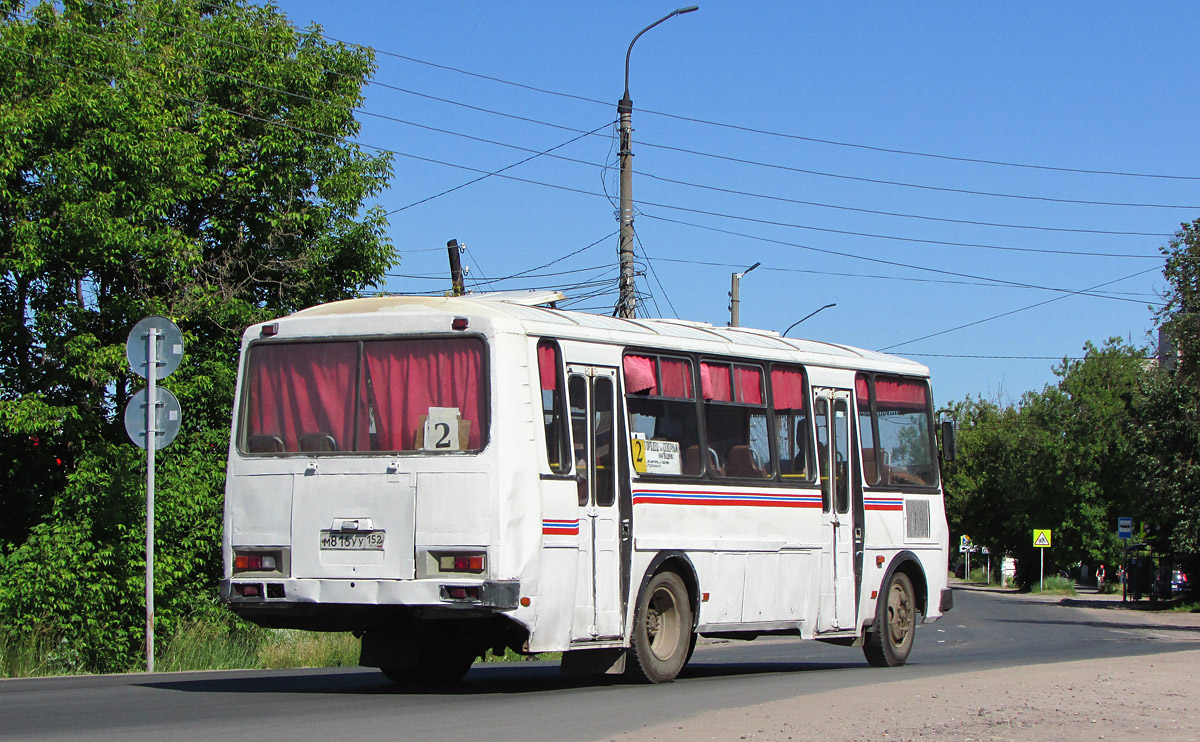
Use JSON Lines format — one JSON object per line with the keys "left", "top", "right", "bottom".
{"left": 446, "top": 239, "right": 465, "bottom": 297}
{"left": 728, "top": 261, "right": 759, "bottom": 326}
{"left": 615, "top": 6, "right": 699, "bottom": 319}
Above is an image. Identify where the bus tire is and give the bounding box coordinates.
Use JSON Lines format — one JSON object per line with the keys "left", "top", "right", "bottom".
{"left": 864, "top": 570, "right": 916, "bottom": 668}
{"left": 627, "top": 570, "right": 693, "bottom": 683}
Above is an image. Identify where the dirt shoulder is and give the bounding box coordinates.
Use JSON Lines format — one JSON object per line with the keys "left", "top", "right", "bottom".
{"left": 598, "top": 586, "right": 1200, "bottom": 742}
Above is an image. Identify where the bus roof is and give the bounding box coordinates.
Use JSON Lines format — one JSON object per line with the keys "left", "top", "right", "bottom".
{"left": 284, "top": 293, "right": 929, "bottom": 377}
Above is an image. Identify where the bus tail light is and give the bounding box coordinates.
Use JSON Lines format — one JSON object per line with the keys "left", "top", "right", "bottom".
{"left": 233, "top": 549, "right": 284, "bottom": 575}
{"left": 438, "top": 553, "right": 486, "bottom": 573}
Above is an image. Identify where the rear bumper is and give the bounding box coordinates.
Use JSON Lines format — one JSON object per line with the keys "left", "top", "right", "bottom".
{"left": 221, "top": 577, "right": 520, "bottom": 611}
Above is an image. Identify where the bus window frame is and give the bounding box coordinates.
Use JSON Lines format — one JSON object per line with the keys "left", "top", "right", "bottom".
{"left": 768, "top": 362, "right": 816, "bottom": 487}
{"left": 698, "top": 357, "right": 772, "bottom": 481}
{"left": 536, "top": 337, "right": 572, "bottom": 476}
{"left": 621, "top": 349, "right": 705, "bottom": 480}
{"left": 237, "top": 333, "right": 492, "bottom": 457}
{"left": 856, "top": 372, "right": 940, "bottom": 491}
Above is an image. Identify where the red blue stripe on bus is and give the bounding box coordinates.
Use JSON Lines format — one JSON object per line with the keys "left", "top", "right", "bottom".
{"left": 632, "top": 489, "right": 823, "bottom": 508}
{"left": 864, "top": 497, "right": 904, "bottom": 511}
{"left": 542, "top": 519, "right": 580, "bottom": 535}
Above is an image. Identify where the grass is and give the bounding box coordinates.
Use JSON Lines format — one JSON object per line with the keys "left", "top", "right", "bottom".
{"left": 0, "top": 628, "right": 88, "bottom": 678}
{"left": 1030, "top": 575, "right": 1078, "bottom": 595}
{"left": 2, "top": 613, "right": 556, "bottom": 678}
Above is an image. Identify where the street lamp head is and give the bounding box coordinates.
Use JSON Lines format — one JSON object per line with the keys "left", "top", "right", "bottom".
{"left": 783, "top": 303, "right": 836, "bottom": 337}
{"left": 622, "top": 6, "right": 702, "bottom": 100}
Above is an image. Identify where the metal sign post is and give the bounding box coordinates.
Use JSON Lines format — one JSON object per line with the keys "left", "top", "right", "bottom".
{"left": 1033, "top": 529, "right": 1052, "bottom": 592}
{"left": 125, "top": 317, "right": 184, "bottom": 673}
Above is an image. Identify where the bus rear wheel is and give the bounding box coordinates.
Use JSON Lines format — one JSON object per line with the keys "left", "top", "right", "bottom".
{"left": 627, "top": 570, "right": 693, "bottom": 683}
{"left": 864, "top": 570, "right": 916, "bottom": 667}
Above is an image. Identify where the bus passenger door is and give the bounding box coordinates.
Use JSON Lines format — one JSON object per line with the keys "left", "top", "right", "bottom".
{"left": 814, "top": 388, "right": 857, "bottom": 632}
{"left": 567, "top": 366, "right": 624, "bottom": 641}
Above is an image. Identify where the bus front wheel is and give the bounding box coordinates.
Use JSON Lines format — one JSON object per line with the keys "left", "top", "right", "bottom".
{"left": 863, "top": 570, "right": 916, "bottom": 667}
{"left": 627, "top": 570, "right": 693, "bottom": 683}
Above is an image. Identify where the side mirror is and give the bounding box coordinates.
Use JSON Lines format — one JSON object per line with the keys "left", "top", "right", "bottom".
{"left": 940, "top": 419, "right": 957, "bottom": 463}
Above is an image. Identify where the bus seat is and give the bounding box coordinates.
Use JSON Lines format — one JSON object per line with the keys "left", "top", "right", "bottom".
{"left": 247, "top": 434, "right": 285, "bottom": 453}
{"left": 682, "top": 445, "right": 721, "bottom": 476}
{"left": 726, "top": 445, "right": 766, "bottom": 478}
{"left": 298, "top": 433, "right": 337, "bottom": 452}
{"left": 860, "top": 446, "right": 882, "bottom": 483}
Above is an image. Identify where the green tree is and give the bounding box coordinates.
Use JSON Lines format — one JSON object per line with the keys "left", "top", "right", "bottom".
{"left": 945, "top": 339, "right": 1145, "bottom": 587}
{"left": 0, "top": 0, "right": 393, "bottom": 670}
{"left": 1131, "top": 218, "right": 1200, "bottom": 563}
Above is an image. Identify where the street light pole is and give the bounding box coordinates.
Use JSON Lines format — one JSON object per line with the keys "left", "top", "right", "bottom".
{"left": 729, "top": 261, "right": 760, "bottom": 327}
{"left": 616, "top": 5, "right": 699, "bottom": 319}
{"left": 783, "top": 303, "right": 836, "bottom": 337}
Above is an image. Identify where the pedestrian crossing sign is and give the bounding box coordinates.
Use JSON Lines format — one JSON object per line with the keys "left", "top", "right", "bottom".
{"left": 1033, "top": 529, "right": 1052, "bottom": 548}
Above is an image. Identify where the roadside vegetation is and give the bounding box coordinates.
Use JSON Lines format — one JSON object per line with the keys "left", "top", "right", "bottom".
{"left": 944, "top": 221, "right": 1200, "bottom": 592}
{"left": 2, "top": 608, "right": 553, "bottom": 678}
{"left": 1029, "top": 576, "right": 1078, "bottom": 596}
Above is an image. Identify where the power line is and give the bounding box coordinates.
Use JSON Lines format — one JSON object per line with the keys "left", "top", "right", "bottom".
{"left": 640, "top": 213, "right": 1164, "bottom": 305}
{"left": 51, "top": 10, "right": 1170, "bottom": 241}
{"left": 3, "top": 39, "right": 1166, "bottom": 311}
{"left": 65, "top": 4, "right": 1200, "bottom": 210}
{"left": 878, "top": 267, "right": 1162, "bottom": 351}
{"left": 637, "top": 170, "right": 1170, "bottom": 239}
{"left": 324, "top": 31, "right": 1200, "bottom": 182}
{"left": 633, "top": 138, "right": 1200, "bottom": 210}
{"left": 649, "top": 255, "right": 1159, "bottom": 298}
{"left": 638, "top": 200, "right": 1164, "bottom": 259}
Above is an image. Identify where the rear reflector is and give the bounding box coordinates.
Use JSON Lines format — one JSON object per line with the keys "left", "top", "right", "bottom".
{"left": 233, "top": 583, "right": 263, "bottom": 598}
{"left": 451, "top": 317, "right": 469, "bottom": 331}
{"left": 442, "top": 585, "right": 480, "bottom": 601}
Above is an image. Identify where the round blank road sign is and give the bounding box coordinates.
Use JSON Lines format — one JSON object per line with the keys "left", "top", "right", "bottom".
{"left": 127, "top": 316, "right": 184, "bottom": 380}
{"left": 124, "top": 387, "right": 183, "bottom": 450}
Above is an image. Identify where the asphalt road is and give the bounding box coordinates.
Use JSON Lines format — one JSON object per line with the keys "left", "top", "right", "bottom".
{"left": 4, "top": 588, "right": 1198, "bottom": 742}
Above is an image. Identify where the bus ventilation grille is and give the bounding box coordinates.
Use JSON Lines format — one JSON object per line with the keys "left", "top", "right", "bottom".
{"left": 905, "top": 499, "right": 931, "bottom": 539}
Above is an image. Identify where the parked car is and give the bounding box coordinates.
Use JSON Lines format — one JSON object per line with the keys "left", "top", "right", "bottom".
{"left": 1172, "top": 569, "right": 1189, "bottom": 594}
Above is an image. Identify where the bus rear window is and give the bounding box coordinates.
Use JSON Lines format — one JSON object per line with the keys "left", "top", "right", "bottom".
{"left": 242, "top": 337, "right": 487, "bottom": 454}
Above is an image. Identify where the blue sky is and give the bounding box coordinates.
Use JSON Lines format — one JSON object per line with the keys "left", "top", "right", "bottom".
{"left": 272, "top": 1, "right": 1199, "bottom": 406}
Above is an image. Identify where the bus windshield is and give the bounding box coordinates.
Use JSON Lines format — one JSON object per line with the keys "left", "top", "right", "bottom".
{"left": 240, "top": 336, "right": 487, "bottom": 454}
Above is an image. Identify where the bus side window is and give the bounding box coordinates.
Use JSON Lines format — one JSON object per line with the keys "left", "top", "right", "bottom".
{"left": 568, "top": 375, "right": 589, "bottom": 506}
{"left": 701, "top": 361, "right": 770, "bottom": 480}
{"left": 770, "top": 365, "right": 812, "bottom": 484}
{"left": 537, "top": 339, "right": 570, "bottom": 474}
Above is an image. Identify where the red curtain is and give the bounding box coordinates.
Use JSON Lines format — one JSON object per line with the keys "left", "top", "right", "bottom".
{"left": 537, "top": 341, "right": 558, "bottom": 391}
{"left": 246, "top": 342, "right": 360, "bottom": 451}
{"left": 856, "top": 374, "right": 870, "bottom": 401}
{"left": 771, "top": 367, "right": 806, "bottom": 410}
{"left": 660, "top": 358, "right": 693, "bottom": 399}
{"left": 364, "top": 338, "right": 486, "bottom": 451}
{"left": 735, "top": 365, "right": 763, "bottom": 405}
{"left": 874, "top": 377, "right": 928, "bottom": 411}
{"left": 701, "top": 362, "right": 731, "bottom": 402}
{"left": 623, "top": 354, "right": 657, "bottom": 395}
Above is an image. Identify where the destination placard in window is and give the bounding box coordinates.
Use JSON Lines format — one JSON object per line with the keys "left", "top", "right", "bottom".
{"left": 632, "top": 434, "right": 681, "bottom": 476}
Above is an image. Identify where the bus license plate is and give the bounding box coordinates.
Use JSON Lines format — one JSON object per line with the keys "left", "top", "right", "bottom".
{"left": 320, "top": 530, "right": 386, "bottom": 550}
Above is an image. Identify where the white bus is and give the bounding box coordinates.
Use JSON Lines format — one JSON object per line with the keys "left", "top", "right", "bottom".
{"left": 221, "top": 292, "right": 953, "bottom": 683}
